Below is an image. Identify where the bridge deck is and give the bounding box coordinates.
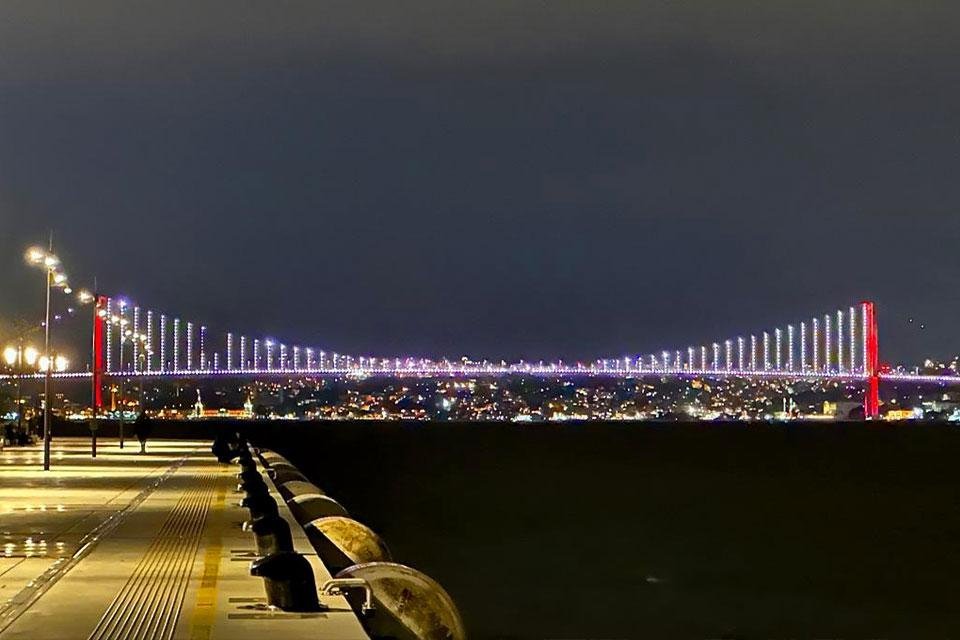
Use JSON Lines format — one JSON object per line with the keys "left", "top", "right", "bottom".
{"left": 0, "top": 438, "right": 367, "bottom": 640}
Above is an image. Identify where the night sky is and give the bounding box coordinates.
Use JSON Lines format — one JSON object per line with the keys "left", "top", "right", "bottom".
{"left": 1, "top": 2, "right": 958, "bottom": 364}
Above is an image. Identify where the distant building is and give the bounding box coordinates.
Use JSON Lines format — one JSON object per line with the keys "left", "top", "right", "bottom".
{"left": 885, "top": 409, "right": 920, "bottom": 421}
{"left": 823, "top": 400, "right": 862, "bottom": 419}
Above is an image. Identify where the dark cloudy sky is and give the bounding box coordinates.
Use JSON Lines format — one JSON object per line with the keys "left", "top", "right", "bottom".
{"left": 1, "top": 2, "right": 958, "bottom": 364}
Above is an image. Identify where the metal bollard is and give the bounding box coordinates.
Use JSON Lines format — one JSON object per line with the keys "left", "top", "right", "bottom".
{"left": 249, "top": 552, "right": 321, "bottom": 612}
{"left": 241, "top": 492, "right": 279, "bottom": 520}
{"left": 212, "top": 433, "right": 243, "bottom": 463}
{"left": 237, "top": 467, "right": 267, "bottom": 486}
{"left": 250, "top": 513, "right": 294, "bottom": 556}
{"left": 237, "top": 456, "right": 258, "bottom": 474}
{"left": 238, "top": 476, "right": 269, "bottom": 499}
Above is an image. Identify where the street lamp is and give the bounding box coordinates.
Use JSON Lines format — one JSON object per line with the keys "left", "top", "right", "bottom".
{"left": 25, "top": 244, "right": 69, "bottom": 471}
{"left": 137, "top": 345, "right": 151, "bottom": 417}
{"left": 76, "top": 289, "right": 100, "bottom": 457}
{"left": 3, "top": 342, "right": 40, "bottom": 441}
{"left": 115, "top": 317, "right": 127, "bottom": 448}
{"left": 37, "top": 354, "right": 69, "bottom": 373}
{"left": 113, "top": 321, "right": 146, "bottom": 450}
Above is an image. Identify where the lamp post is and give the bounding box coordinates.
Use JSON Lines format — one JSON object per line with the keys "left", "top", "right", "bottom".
{"left": 3, "top": 342, "right": 40, "bottom": 442}
{"left": 77, "top": 289, "right": 99, "bottom": 457}
{"left": 118, "top": 321, "right": 127, "bottom": 449}
{"left": 113, "top": 313, "right": 145, "bottom": 451}
{"left": 2, "top": 346, "right": 20, "bottom": 444}
{"left": 35, "top": 352, "right": 68, "bottom": 457}
{"left": 25, "top": 245, "right": 68, "bottom": 471}
{"left": 38, "top": 354, "right": 68, "bottom": 374}
{"left": 110, "top": 301, "right": 128, "bottom": 448}
{"left": 43, "top": 266, "right": 53, "bottom": 469}
{"left": 137, "top": 348, "right": 148, "bottom": 413}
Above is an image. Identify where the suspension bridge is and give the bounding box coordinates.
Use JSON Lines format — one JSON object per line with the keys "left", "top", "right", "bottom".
{"left": 4, "top": 244, "right": 959, "bottom": 419}
{"left": 24, "top": 293, "right": 955, "bottom": 419}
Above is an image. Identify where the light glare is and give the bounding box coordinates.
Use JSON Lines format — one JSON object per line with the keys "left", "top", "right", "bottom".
{"left": 25, "top": 247, "right": 46, "bottom": 264}
{"left": 24, "top": 347, "right": 39, "bottom": 366}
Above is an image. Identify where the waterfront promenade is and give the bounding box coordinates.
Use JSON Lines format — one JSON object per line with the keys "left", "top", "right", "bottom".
{"left": 0, "top": 437, "right": 367, "bottom": 639}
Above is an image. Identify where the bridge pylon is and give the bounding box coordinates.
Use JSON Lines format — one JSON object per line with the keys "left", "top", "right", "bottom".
{"left": 862, "top": 301, "right": 880, "bottom": 419}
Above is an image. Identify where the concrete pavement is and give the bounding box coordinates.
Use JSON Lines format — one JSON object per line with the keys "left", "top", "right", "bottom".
{"left": 0, "top": 437, "right": 367, "bottom": 640}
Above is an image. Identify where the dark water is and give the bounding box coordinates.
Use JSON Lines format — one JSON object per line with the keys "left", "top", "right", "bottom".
{"left": 65, "top": 419, "right": 958, "bottom": 638}
{"left": 243, "top": 421, "right": 960, "bottom": 638}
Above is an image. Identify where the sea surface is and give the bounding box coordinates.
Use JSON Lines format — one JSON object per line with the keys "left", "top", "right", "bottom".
{"left": 251, "top": 421, "right": 960, "bottom": 639}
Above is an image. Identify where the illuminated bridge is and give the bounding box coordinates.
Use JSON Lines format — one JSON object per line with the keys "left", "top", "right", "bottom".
{"left": 4, "top": 245, "right": 959, "bottom": 418}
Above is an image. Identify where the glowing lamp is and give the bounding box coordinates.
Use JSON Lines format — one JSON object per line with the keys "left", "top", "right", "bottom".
{"left": 25, "top": 247, "right": 46, "bottom": 264}
{"left": 23, "top": 347, "right": 39, "bottom": 366}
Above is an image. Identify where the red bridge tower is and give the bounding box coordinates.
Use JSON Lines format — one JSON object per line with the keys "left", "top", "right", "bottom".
{"left": 862, "top": 301, "right": 880, "bottom": 419}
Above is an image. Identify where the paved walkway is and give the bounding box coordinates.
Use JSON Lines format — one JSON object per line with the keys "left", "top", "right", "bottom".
{"left": 0, "top": 438, "right": 367, "bottom": 640}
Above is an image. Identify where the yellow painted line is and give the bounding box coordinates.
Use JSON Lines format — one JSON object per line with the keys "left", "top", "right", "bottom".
{"left": 189, "top": 470, "right": 228, "bottom": 640}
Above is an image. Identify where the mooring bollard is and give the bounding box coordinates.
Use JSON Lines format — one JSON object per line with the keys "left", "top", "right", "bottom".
{"left": 236, "top": 448, "right": 254, "bottom": 466}
{"left": 241, "top": 492, "right": 279, "bottom": 520}
{"left": 250, "top": 551, "right": 321, "bottom": 612}
{"left": 237, "top": 467, "right": 267, "bottom": 488}
{"left": 211, "top": 432, "right": 243, "bottom": 463}
{"left": 238, "top": 477, "right": 269, "bottom": 500}
{"left": 237, "top": 456, "right": 258, "bottom": 474}
{"left": 250, "top": 513, "right": 295, "bottom": 556}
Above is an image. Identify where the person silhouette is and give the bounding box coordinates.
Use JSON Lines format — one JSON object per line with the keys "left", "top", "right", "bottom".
{"left": 133, "top": 412, "right": 153, "bottom": 454}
